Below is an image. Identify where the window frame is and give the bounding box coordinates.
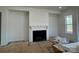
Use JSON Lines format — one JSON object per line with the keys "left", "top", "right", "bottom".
{"left": 65, "top": 15, "right": 73, "bottom": 34}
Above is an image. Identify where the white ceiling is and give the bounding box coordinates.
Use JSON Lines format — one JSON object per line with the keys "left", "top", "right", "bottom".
{"left": 28, "top": 6, "right": 68, "bottom": 11}
{"left": 0, "top": 6, "right": 69, "bottom": 11}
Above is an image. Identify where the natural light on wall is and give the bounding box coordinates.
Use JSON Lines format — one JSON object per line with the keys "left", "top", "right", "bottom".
{"left": 65, "top": 15, "right": 73, "bottom": 34}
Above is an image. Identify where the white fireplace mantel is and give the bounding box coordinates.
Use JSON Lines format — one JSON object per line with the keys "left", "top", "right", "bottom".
{"left": 29, "top": 25, "right": 49, "bottom": 42}
{"left": 29, "top": 25, "right": 48, "bottom": 30}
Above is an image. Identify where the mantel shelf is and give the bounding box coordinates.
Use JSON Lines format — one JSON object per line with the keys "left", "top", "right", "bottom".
{"left": 29, "top": 26, "right": 48, "bottom": 29}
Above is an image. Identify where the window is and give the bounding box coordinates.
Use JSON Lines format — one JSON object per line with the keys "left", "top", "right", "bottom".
{"left": 65, "top": 15, "right": 73, "bottom": 34}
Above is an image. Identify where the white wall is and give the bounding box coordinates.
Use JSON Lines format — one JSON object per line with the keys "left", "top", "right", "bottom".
{"left": 77, "top": 9, "right": 79, "bottom": 41}
{"left": 29, "top": 8, "right": 49, "bottom": 26}
{"left": 58, "top": 8, "right": 78, "bottom": 42}
{"left": 24, "top": 12, "right": 29, "bottom": 41}
{"left": 49, "top": 14, "right": 58, "bottom": 37}
{"left": 0, "top": 7, "right": 60, "bottom": 45}
{"left": 77, "top": 13, "right": 79, "bottom": 41}
{"left": 29, "top": 8, "right": 49, "bottom": 42}
{"left": 0, "top": 7, "right": 8, "bottom": 45}
{"left": 58, "top": 9, "right": 74, "bottom": 36}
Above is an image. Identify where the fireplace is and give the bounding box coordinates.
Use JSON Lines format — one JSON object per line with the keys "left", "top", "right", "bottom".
{"left": 33, "top": 30, "right": 46, "bottom": 42}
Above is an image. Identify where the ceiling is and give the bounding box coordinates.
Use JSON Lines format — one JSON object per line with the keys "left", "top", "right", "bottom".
{"left": 0, "top": 6, "right": 69, "bottom": 11}
{"left": 28, "top": 6, "right": 68, "bottom": 11}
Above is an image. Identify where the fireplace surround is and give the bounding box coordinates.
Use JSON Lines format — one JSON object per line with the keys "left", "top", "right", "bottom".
{"left": 29, "top": 26, "right": 49, "bottom": 42}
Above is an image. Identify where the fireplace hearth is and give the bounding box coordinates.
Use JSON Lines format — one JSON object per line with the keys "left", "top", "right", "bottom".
{"left": 33, "top": 30, "right": 46, "bottom": 42}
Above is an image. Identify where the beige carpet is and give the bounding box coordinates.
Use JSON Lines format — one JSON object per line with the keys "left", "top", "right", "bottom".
{"left": 0, "top": 40, "right": 53, "bottom": 53}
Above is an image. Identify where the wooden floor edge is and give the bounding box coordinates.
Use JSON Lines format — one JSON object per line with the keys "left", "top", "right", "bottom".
{"left": 0, "top": 40, "right": 28, "bottom": 48}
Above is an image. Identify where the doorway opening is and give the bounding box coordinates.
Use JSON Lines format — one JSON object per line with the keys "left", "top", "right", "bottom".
{"left": 7, "top": 10, "right": 29, "bottom": 42}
